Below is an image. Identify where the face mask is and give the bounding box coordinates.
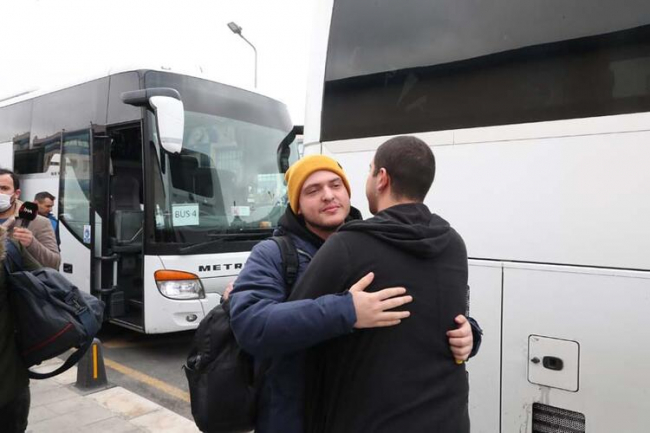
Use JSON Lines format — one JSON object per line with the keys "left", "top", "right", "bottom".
{"left": 0, "top": 193, "right": 13, "bottom": 213}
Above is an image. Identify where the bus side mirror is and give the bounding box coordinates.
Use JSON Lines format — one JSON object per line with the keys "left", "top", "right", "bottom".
{"left": 121, "top": 88, "right": 185, "bottom": 154}
{"left": 277, "top": 125, "right": 303, "bottom": 173}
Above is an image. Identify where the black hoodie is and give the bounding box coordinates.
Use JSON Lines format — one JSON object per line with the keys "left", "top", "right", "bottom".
{"left": 289, "top": 203, "right": 469, "bottom": 433}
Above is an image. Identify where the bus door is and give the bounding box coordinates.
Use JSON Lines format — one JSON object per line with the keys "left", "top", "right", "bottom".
{"left": 89, "top": 125, "right": 115, "bottom": 319}
{"left": 58, "top": 130, "right": 93, "bottom": 292}
{"left": 91, "top": 123, "right": 145, "bottom": 331}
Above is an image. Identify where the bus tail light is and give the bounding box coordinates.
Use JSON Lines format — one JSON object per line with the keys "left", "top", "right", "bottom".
{"left": 154, "top": 270, "right": 205, "bottom": 300}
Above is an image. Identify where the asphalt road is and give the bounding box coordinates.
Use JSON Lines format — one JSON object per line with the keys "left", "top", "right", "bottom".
{"left": 96, "top": 323, "right": 197, "bottom": 421}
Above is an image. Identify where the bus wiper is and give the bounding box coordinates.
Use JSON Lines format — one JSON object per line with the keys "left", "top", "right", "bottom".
{"left": 180, "top": 230, "right": 271, "bottom": 254}
{"left": 207, "top": 227, "right": 272, "bottom": 237}
{"left": 180, "top": 239, "right": 225, "bottom": 254}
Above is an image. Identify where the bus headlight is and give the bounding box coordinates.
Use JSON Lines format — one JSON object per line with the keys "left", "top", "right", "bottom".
{"left": 154, "top": 270, "right": 205, "bottom": 300}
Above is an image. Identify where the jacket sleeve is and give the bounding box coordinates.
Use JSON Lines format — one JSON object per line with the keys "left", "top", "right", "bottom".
{"left": 229, "top": 239, "right": 356, "bottom": 359}
{"left": 18, "top": 242, "right": 42, "bottom": 271}
{"left": 24, "top": 218, "right": 60, "bottom": 270}
{"left": 468, "top": 316, "right": 483, "bottom": 358}
{"left": 4, "top": 239, "right": 42, "bottom": 272}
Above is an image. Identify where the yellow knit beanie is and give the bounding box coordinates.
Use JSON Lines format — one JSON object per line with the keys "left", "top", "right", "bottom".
{"left": 285, "top": 155, "right": 351, "bottom": 214}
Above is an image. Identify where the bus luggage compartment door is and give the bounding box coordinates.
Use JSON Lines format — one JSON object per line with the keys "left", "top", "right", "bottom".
{"left": 501, "top": 263, "right": 650, "bottom": 432}
{"left": 466, "top": 260, "right": 503, "bottom": 433}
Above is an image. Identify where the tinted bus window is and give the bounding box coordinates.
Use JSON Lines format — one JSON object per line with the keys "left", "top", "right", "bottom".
{"left": 13, "top": 134, "right": 60, "bottom": 175}
{"left": 0, "top": 100, "right": 61, "bottom": 175}
{"left": 0, "top": 100, "right": 32, "bottom": 143}
{"left": 107, "top": 72, "right": 141, "bottom": 125}
{"left": 31, "top": 78, "right": 109, "bottom": 143}
{"left": 322, "top": 0, "right": 650, "bottom": 141}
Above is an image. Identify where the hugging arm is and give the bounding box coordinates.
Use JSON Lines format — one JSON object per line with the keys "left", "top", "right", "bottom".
{"left": 291, "top": 235, "right": 478, "bottom": 360}
{"left": 229, "top": 239, "right": 357, "bottom": 359}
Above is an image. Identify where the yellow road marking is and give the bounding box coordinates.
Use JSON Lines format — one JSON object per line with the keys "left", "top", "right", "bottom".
{"left": 103, "top": 337, "right": 189, "bottom": 350}
{"left": 104, "top": 357, "right": 191, "bottom": 403}
{"left": 103, "top": 339, "right": 162, "bottom": 349}
{"left": 103, "top": 340, "right": 131, "bottom": 349}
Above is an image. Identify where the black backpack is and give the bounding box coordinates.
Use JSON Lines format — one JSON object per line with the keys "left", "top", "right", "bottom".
{"left": 184, "top": 235, "right": 298, "bottom": 433}
{"left": 4, "top": 240, "right": 105, "bottom": 379}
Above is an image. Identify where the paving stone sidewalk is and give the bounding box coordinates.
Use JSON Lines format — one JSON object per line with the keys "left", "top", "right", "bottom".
{"left": 26, "top": 358, "right": 199, "bottom": 433}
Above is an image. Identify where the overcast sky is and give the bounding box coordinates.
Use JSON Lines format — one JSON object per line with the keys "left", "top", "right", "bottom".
{"left": 0, "top": 0, "right": 315, "bottom": 123}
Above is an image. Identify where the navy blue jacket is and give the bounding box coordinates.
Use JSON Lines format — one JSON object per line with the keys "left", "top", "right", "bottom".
{"left": 229, "top": 209, "right": 358, "bottom": 433}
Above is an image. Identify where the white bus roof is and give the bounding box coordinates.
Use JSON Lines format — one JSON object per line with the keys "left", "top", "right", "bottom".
{"left": 0, "top": 64, "right": 263, "bottom": 108}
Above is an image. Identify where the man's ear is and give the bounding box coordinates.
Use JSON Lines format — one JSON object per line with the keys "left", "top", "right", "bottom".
{"left": 377, "top": 168, "right": 390, "bottom": 192}
{"left": 14, "top": 189, "right": 21, "bottom": 200}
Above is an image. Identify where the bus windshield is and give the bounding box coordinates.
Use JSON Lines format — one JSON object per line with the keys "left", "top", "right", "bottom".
{"left": 144, "top": 72, "right": 294, "bottom": 249}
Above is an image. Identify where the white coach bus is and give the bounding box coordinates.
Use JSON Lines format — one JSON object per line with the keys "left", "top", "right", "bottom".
{"left": 304, "top": 1, "right": 650, "bottom": 432}
{"left": 0, "top": 67, "right": 298, "bottom": 333}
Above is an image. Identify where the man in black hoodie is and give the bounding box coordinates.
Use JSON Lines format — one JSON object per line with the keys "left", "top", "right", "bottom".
{"left": 289, "top": 136, "right": 470, "bottom": 433}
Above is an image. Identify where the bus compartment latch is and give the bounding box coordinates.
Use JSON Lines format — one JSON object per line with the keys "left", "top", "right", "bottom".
{"left": 528, "top": 335, "right": 579, "bottom": 392}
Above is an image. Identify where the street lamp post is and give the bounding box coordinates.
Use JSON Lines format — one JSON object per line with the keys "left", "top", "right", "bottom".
{"left": 227, "top": 21, "right": 258, "bottom": 88}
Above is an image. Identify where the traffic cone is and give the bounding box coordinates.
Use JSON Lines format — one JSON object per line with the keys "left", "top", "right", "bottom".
{"left": 75, "top": 338, "right": 108, "bottom": 391}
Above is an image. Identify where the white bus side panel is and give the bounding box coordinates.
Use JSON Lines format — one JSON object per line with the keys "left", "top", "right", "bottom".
{"left": 58, "top": 223, "right": 90, "bottom": 289}
{"left": 501, "top": 264, "right": 650, "bottom": 432}
{"left": 466, "top": 260, "right": 503, "bottom": 433}
{"left": 321, "top": 118, "right": 650, "bottom": 270}
{"left": 433, "top": 130, "right": 650, "bottom": 271}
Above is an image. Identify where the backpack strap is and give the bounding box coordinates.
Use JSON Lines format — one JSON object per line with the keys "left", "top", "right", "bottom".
{"left": 28, "top": 342, "right": 93, "bottom": 380}
{"left": 270, "top": 235, "right": 299, "bottom": 291}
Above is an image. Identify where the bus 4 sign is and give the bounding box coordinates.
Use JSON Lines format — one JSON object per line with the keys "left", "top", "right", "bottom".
{"left": 173, "top": 203, "right": 199, "bottom": 226}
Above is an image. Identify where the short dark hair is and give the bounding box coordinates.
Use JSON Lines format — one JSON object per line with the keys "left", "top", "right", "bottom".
{"left": 0, "top": 168, "right": 20, "bottom": 190}
{"left": 34, "top": 191, "right": 56, "bottom": 202}
{"left": 373, "top": 136, "right": 435, "bottom": 202}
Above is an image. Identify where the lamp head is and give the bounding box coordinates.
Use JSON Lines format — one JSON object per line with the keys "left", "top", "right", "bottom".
{"left": 227, "top": 22, "right": 242, "bottom": 35}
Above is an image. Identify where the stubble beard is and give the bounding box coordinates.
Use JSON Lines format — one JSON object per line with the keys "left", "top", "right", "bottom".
{"left": 304, "top": 211, "right": 346, "bottom": 238}
{"left": 308, "top": 220, "right": 341, "bottom": 234}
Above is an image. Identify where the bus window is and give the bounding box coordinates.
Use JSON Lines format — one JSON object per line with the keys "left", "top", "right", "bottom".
{"left": 162, "top": 114, "right": 289, "bottom": 231}
{"left": 143, "top": 71, "right": 294, "bottom": 249}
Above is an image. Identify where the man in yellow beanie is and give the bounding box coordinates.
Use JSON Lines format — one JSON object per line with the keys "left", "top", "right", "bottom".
{"left": 284, "top": 155, "right": 352, "bottom": 239}
{"left": 284, "top": 155, "right": 351, "bottom": 216}
{"left": 227, "top": 154, "right": 477, "bottom": 433}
